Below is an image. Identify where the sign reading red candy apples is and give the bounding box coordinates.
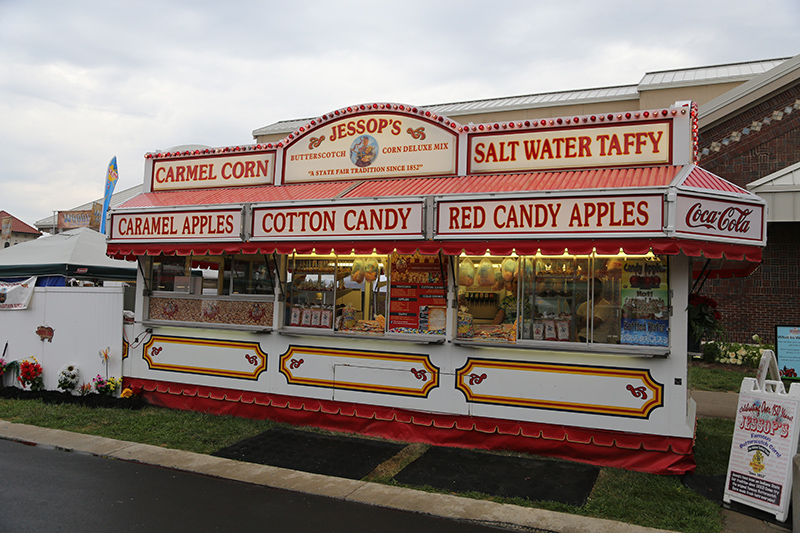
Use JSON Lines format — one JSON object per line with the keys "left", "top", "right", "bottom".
{"left": 283, "top": 111, "right": 457, "bottom": 183}
{"left": 436, "top": 194, "right": 663, "bottom": 239}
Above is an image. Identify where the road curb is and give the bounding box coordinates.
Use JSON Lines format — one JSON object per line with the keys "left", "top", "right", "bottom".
{"left": 0, "top": 419, "right": 672, "bottom": 533}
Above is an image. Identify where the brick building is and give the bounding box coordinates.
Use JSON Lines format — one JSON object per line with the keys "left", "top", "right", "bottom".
{"left": 253, "top": 54, "right": 799, "bottom": 345}
{"left": 698, "top": 55, "right": 800, "bottom": 343}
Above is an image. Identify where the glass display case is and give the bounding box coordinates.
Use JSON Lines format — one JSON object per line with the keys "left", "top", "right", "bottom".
{"left": 285, "top": 257, "right": 336, "bottom": 329}
{"left": 284, "top": 254, "right": 388, "bottom": 335}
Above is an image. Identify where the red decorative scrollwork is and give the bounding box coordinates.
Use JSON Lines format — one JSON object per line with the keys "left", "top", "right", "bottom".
{"left": 289, "top": 358, "right": 304, "bottom": 369}
{"left": 468, "top": 373, "right": 487, "bottom": 385}
{"left": 410, "top": 368, "right": 428, "bottom": 381}
{"left": 249, "top": 304, "right": 265, "bottom": 321}
{"left": 308, "top": 136, "right": 325, "bottom": 149}
{"left": 245, "top": 354, "right": 259, "bottom": 366}
{"left": 151, "top": 346, "right": 162, "bottom": 357}
{"left": 626, "top": 384, "right": 648, "bottom": 399}
{"left": 407, "top": 127, "right": 426, "bottom": 140}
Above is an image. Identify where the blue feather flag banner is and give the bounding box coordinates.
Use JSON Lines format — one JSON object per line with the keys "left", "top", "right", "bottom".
{"left": 100, "top": 156, "right": 119, "bottom": 234}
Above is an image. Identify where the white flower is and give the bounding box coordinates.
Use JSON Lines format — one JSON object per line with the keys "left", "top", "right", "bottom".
{"left": 58, "top": 363, "right": 80, "bottom": 385}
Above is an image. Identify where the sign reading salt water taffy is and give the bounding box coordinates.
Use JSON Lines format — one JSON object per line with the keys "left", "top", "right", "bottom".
{"left": 469, "top": 121, "right": 671, "bottom": 174}
{"left": 724, "top": 352, "right": 800, "bottom": 523}
{"left": 282, "top": 112, "right": 457, "bottom": 182}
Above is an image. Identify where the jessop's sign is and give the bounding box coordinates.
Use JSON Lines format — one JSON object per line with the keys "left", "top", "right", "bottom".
{"left": 675, "top": 194, "right": 765, "bottom": 243}
{"left": 151, "top": 152, "right": 275, "bottom": 191}
{"left": 283, "top": 112, "right": 457, "bottom": 183}
{"left": 436, "top": 195, "right": 664, "bottom": 238}
{"left": 251, "top": 201, "right": 424, "bottom": 240}
{"left": 109, "top": 208, "right": 243, "bottom": 242}
{"left": 469, "top": 121, "right": 671, "bottom": 174}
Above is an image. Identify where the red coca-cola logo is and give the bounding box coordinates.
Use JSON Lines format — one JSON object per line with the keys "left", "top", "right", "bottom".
{"left": 685, "top": 202, "right": 753, "bottom": 234}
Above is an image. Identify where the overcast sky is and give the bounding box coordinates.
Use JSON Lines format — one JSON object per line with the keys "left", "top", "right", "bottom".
{"left": 1, "top": 0, "right": 798, "bottom": 227}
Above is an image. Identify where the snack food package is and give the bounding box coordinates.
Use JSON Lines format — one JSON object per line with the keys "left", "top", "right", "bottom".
{"left": 476, "top": 258, "right": 496, "bottom": 287}
{"left": 556, "top": 320, "right": 570, "bottom": 341}
{"left": 364, "top": 257, "right": 379, "bottom": 283}
{"left": 301, "top": 307, "right": 313, "bottom": 327}
{"left": 320, "top": 308, "right": 332, "bottom": 329}
{"left": 544, "top": 320, "right": 557, "bottom": 341}
{"left": 290, "top": 305, "right": 302, "bottom": 326}
{"left": 491, "top": 271, "right": 505, "bottom": 291}
{"left": 457, "top": 310, "right": 474, "bottom": 337}
{"left": 351, "top": 258, "right": 366, "bottom": 284}
{"left": 342, "top": 304, "right": 357, "bottom": 329}
{"left": 501, "top": 257, "right": 518, "bottom": 282}
{"left": 458, "top": 258, "right": 475, "bottom": 287}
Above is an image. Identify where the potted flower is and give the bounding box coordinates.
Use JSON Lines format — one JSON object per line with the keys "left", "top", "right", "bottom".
{"left": 18, "top": 357, "right": 44, "bottom": 391}
{"left": 92, "top": 374, "right": 121, "bottom": 396}
{"left": 57, "top": 364, "right": 80, "bottom": 393}
{"left": 687, "top": 293, "right": 725, "bottom": 352}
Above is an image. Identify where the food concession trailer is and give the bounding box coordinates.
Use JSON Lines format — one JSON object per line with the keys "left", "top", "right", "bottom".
{"left": 107, "top": 101, "right": 765, "bottom": 474}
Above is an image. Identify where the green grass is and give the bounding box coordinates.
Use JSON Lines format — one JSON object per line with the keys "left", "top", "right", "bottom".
{"left": 689, "top": 363, "right": 755, "bottom": 392}
{"left": 692, "top": 418, "right": 735, "bottom": 476}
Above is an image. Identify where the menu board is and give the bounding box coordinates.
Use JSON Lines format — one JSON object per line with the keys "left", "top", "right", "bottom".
{"left": 775, "top": 325, "right": 800, "bottom": 380}
{"left": 388, "top": 254, "right": 447, "bottom": 335}
{"left": 724, "top": 379, "right": 800, "bottom": 522}
{"left": 619, "top": 258, "right": 669, "bottom": 347}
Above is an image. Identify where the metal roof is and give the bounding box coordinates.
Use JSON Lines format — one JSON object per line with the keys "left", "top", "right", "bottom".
{"left": 252, "top": 58, "right": 789, "bottom": 138}
{"left": 680, "top": 166, "right": 750, "bottom": 195}
{"left": 747, "top": 160, "right": 800, "bottom": 222}
{"left": 699, "top": 54, "right": 800, "bottom": 127}
{"left": 639, "top": 58, "right": 790, "bottom": 90}
{"left": 0, "top": 210, "right": 41, "bottom": 235}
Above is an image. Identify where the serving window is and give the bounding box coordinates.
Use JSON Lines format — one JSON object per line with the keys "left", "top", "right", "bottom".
{"left": 456, "top": 252, "right": 670, "bottom": 348}
{"left": 145, "top": 253, "right": 276, "bottom": 329}
{"left": 284, "top": 252, "right": 447, "bottom": 338}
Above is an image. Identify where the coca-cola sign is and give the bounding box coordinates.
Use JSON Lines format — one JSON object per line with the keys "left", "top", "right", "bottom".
{"left": 676, "top": 194, "right": 764, "bottom": 243}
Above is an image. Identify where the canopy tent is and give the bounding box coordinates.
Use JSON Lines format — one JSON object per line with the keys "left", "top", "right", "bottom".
{"left": 0, "top": 227, "right": 136, "bottom": 281}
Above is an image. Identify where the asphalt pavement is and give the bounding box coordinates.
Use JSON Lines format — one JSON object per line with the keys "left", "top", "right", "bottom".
{"left": 0, "top": 390, "right": 789, "bottom": 533}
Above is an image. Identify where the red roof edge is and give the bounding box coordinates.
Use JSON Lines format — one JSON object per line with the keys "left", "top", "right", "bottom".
{"left": 0, "top": 211, "right": 42, "bottom": 235}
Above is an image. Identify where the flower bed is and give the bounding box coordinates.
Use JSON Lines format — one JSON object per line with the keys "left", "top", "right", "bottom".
{"left": 0, "top": 387, "right": 147, "bottom": 409}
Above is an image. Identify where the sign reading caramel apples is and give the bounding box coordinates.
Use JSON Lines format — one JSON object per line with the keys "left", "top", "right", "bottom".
{"left": 109, "top": 207, "right": 243, "bottom": 242}
{"left": 469, "top": 121, "right": 671, "bottom": 174}
{"left": 251, "top": 201, "right": 424, "bottom": 240}
{"left": 283, "top": 112, "right": 457, "bottom": 183}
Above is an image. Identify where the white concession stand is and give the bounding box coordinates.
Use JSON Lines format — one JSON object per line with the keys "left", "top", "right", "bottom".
{"left": 108, "top": 101, "right": 765, "bottom": 474}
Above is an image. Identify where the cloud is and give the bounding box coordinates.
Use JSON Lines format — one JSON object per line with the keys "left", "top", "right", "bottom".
{"left": 0, "top": 0, "right": 797, "bottom": 225}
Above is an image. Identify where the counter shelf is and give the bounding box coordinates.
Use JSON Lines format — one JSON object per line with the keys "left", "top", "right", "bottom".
{"left": 142, "top": 319, "right": 273, "bottom": 333}
{"left": 453, "top": 337, "right": 669, "bottom": 357}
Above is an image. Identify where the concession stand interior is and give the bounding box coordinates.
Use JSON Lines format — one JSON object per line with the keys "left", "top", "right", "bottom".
{"left": 107, "top": 100, "right": 766, "bottom": 474}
